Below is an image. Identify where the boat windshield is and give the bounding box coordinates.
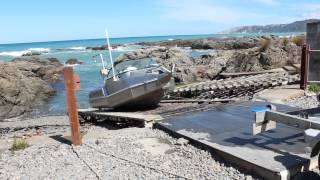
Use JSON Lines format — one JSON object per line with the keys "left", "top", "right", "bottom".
{"left": 106, "top": 58, "right": 159, "bottom": 79}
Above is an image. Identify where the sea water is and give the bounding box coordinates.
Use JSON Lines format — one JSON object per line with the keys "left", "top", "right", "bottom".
{"left": 0, "top": 32, "right": 302, "bottom": 115}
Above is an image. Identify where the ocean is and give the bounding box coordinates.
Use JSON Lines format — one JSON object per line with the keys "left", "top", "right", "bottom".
{"left": 0, "top": 32, "right": 302, "bottom": 115}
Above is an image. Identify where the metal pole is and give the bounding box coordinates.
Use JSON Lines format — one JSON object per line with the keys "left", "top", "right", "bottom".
{"left": 63, "top": 67, "right": 82, "bottom": 146}
{"left": 99, "top": 54, "right": 106, "bottom": 70}
{"left": 300, "top": 44, "right": 308, "bottom": 90}
{"left": 105, "top": 29, "right": 117, "bottom": 81}
{"left": 306, "top": 44, "right": 310, "bottom": 84}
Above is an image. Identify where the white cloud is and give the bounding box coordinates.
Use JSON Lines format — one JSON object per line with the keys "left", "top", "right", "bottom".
{"left": 160, "top": 0, "right": 243, "bottom": 24}
{"left": 301, "top": 4, "right": 320, "bottom": 19}
{"left": 254, "top": 0, "right": 278, "bottom": 5}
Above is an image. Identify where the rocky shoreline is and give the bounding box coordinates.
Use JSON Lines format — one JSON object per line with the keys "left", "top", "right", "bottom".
{"left": 114, "top": 35, "right": 303, "bottom": 84}
{"left": 0, "top": 57, "right": 63, "bottom": 120}
{"left": 0, "top": 35, "right": 305, "bottom": 119}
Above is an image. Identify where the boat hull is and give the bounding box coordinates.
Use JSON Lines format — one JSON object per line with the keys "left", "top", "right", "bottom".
{"left": 89, "top": 72, "right": 171, "bottom": 109}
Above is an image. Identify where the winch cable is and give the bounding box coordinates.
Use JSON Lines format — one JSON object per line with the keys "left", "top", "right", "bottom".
{"left": 83, "top": 142, "right": 192, "bottom": 180}
{"left": 71, "top": 145, "right": 101, "bottom": 180}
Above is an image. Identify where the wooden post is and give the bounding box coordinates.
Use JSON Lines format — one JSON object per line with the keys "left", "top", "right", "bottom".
{"left": 63, "top": 67, "right": 82, "bottom": 145}
{"left": 300, "top": 44, "right": 308, "bottom": 90}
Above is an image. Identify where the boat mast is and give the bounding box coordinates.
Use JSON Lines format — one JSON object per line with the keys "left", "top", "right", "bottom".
{"left": 105, "top": 29, "right": 118, "bottom": 81}
{"left": 99, "top": 54, "right": 106, "bottom": 69}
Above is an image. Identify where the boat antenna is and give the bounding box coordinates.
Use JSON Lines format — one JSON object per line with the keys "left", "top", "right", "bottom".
{"left": 105, "top": 28, "right": 118, "bottom": 81}
{"left": 99, "top": 54, "right": 106, "bottom": 70}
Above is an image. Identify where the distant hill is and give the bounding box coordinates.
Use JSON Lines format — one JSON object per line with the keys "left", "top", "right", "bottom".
{"left": 221, "top": 19, "right": 320, "bottom": 34}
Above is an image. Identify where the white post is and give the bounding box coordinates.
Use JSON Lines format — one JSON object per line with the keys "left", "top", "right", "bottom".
{"left": 105, "top": 29, "right": 118, "bottom": 81}
{"left": 99, "top": 54, "right": 106, "bottom": 69}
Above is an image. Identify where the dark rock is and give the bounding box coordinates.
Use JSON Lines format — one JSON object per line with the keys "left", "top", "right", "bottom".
{"left": 117, "top": 35, "right": 302, "bottom": 83}
{"left": 0, "top": 57, "right": 63, "bottom": 119}
{"left": 115, "top": 47, "right": 198, "bottom": 83}
{"left": 22, "top": 52, "right": 41, "bottom": 56}
{"left": 195, "top": 52, "right": 230, "bottom": 80}
{"left": 136, "top": 37, "right": 262, "bottom": 50}
{"left": 223, "top": 36, "right": 301, "bottom": 73}
{"left": 65, "top": 58, "right": 83, "bottom": 65}
{"left": 86, "top": 44, "right": 121, "bottom": 51}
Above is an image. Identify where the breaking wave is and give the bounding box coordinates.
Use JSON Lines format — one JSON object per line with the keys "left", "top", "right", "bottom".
{"left": 113, "top": 45, "right": 142, "bottom": 52}
{"left": 0, "top": 48, "right": 51, "bottom": 57}
{"left": 66, "top": 46, "right": 86, "bottom": 50}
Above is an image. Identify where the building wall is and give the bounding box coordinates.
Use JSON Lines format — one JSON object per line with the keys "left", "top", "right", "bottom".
{"left": 307, "top": 22, "right": 320, "bottom": 82}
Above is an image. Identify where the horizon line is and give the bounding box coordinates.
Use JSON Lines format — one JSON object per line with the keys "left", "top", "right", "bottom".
{"left": 0, "top": 33, "right": 220, "bottom": 46}
{"left": 0, "top": 31, "right": 305, "bottom": 46}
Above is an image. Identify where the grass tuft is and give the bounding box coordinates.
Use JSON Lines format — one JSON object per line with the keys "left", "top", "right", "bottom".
{"left": 258, "top": 39, "right": 271, "bottom": 52}
{"left": 10, "top": 139, "right": 30, "bottom": 151}
{"left": 282, "top": 38, "right": 289, "bottom": 47}
{"left": 292, "top": 36, "right": 305, "bottom": 46}
{"left": 309, "top": 83, "right": 320, "bottom": 93}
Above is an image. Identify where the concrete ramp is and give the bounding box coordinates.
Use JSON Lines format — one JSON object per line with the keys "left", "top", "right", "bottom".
{"left": 154, "top": 102, "right": 317, "bottom": 180}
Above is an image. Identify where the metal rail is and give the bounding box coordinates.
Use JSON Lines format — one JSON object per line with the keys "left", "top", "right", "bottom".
{"left": 309, "top": 49, "right": 320, "bottom": 52}
{"left": 253, "top": 106, "right": 320, "bottom": 166}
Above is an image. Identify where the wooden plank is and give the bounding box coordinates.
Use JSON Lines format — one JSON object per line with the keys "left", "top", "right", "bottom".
{"left": 282, "top": 66, "right": 297, "bottom": 72}
{"left": 160, "top": 99, "right": 235, "bottom": 103}
{"left": 220, "top": 69, "right": 285, "bottom": 77}
{"left": 63, "top": 67, "right": 82, "bottom": 146}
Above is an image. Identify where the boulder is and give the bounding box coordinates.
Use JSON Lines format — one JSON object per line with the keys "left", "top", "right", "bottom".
{"left": 116, "top": 47, "right": 198, "bottom": 83}
{"left": 223, "top": 36, "right": 302, "bottom": 73}
{"left": 116, "top": 35, "right": 302, "bottom": 83}
{"left": 22, "top": 51, "right": 42, "bottom": 56}
{"left": 65, "top": 58, "right": 83, "bottom": 65}
{"left": 136, "top": 36, "right": 263, "bottom": 50}
{"left": 86, "top": 44, "right": 121, "bottom": 51}
{"left": 0, "top": 57, "right": 63, "bottom": 119}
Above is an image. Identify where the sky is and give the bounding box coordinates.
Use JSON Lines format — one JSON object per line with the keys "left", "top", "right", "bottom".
{"left": 0, "top": 0, "right": 319, "bottom": 44}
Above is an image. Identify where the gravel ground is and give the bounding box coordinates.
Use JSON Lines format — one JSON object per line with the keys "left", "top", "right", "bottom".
{"left": 0, "top": 126, "right": 257, "bottom": 180}
{"left": 1, "top": 98, "right": 319, "bottom": 179}
{"left": 284, "top": 95, "right": 319, "bottom": 109}
{"left": 0, "top": 116, "right": 92, "bottom": 139}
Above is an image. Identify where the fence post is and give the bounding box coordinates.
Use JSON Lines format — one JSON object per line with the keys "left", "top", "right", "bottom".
{"left": 63, "top": 67, "right": 82, "bottom": 145}
{"left": 300, "top": 44, "right": 308, "bottom": 90}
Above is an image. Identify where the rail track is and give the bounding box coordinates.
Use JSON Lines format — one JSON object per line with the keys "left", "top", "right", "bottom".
{"left": 166, "top": 72, "right": 300, "bottom": 100}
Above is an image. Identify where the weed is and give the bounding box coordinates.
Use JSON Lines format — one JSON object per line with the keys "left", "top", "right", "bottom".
{"left": 292, "top": 36, "right": 305, "bottom": 46}
{"left": 258, "top": 39, "right": 271, "bottom": 52}
{"left": 309, "top": 83, "right": 320, "bottom": 93}
{"left": 282, "top": 38, "right": 289, "bottom": 46}
{"left": 10, "top": 139, "right": 30, "bottom": 151}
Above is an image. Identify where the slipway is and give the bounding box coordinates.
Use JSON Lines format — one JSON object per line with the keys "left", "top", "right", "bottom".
{"left": 154, "top": 101, "right": 319, "bottom": 180}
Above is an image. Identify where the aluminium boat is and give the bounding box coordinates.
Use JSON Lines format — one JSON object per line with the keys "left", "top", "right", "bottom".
{"left": 89, "top": 57, "right": 171, "bottom": 109}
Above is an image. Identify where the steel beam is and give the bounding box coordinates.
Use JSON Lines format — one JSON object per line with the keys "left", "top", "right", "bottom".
{"left": 265, "top": 111, "right": 320, "bottom": 130}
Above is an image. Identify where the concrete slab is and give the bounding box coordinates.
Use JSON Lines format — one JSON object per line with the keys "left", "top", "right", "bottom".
{"left": 78, "top": 108, "right": 163, "bottom": 127}
{"left": 254, "top": 85, "right": 304, "bottom": 103}
{"left": 282, "top": 66, "right": 297, "bottom": 72}
{"left": 154, "top": 101, "right": 318, "bottom": 180}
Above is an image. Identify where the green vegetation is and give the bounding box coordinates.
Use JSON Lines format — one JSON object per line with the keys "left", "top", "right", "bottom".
{"left": 258, "top": 39, "right": 271, "bottom": 52}
{"left": 292, "top": 36, "right": 305, "bottom": 46}
{"left": 282, "top": 38, "right": 289, "bottom": 46}
{"left": 10, "top": 139, "right": 30, "bottom": 151}
{"left": 309, "top": 83, "right": 320, "bottom": 93}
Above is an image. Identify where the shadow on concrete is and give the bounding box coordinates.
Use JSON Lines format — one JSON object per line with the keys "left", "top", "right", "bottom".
{"left": 49, "top": 135, "right": 71, "bottom": 145}
{"left": 155, "top": 101, "right": 317, "bottom": 179}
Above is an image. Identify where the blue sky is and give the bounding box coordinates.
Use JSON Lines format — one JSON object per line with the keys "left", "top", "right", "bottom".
{"left": 0, "top": 0, "right": 319, "bottom": 44}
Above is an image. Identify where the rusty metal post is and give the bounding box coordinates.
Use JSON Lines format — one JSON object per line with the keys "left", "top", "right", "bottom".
{"left": 300, "top": 44, "right": 308, "bottom": 90}
{"left": 63, "top": 67, "right": 82, "bottom": 145}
